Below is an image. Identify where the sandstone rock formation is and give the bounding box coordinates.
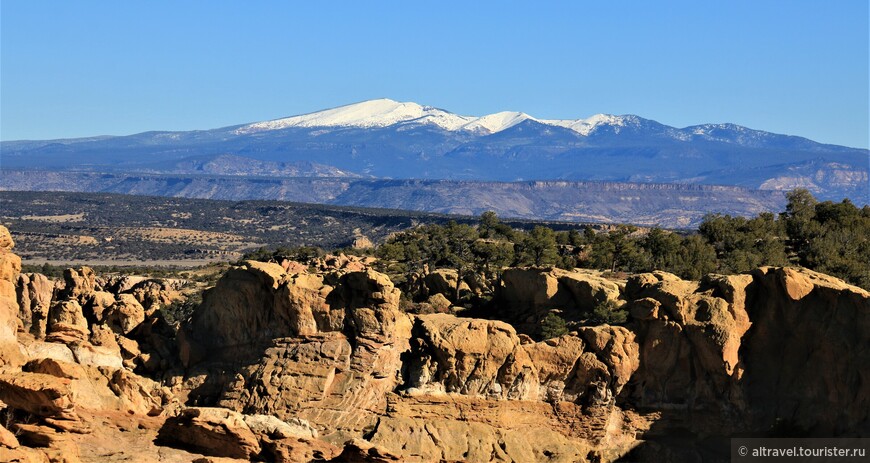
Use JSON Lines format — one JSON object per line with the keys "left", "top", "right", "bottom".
{"left": 178, "top": 261, "right": 645, "bottom": 461}
{"left": 741, "top": 267, "right": 870, "bottom": 436}
{"left": 405, "top": 268, "right": 490, "bottom": 304}
{"left": 496, "top": 267, "right": 624, "bottom": 334}
{"left": 16, "top": 272, "right": 57, "bottom": 338}
{"left": 0, "top": 223, "right": 867, "bottom": 462}
{"left": 0, "top": 226, "right": 25, "bottom": 367}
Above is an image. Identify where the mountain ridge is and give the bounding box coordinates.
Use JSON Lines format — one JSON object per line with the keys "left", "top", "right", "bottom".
{"left": 1, "top": 98, "right": 866, "bottom": 215}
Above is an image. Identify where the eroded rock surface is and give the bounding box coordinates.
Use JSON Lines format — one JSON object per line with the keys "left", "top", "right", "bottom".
{"left": 0, "top": 223, "right": 867, "bottom": 462}
{"left": 0, "top": 226, "right": 25, "bottom": 367}
{"left": 495, "top": 267, "right": 624, "bottom": 334}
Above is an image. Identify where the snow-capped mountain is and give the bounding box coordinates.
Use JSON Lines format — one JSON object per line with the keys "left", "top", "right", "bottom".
{"left": 236, "top": 99, "right": 472, "bottom": 133}
{"left": 2, "top": 98, "right": 867, "bottom": 207}
{"left": 234, "top": 98, "right": 631, "bottom": 136}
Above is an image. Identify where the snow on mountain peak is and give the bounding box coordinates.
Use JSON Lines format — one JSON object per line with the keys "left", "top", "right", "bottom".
{"left": 460, "top": 111, "right": 534, "bottom": 133}
{"left": 234, "top": 99, "right": 628, "bottom": 136}
{"left": 235, "top": 98, "right": 473, "bottom": 134}
{"left": 543, "top": 114, "right": 627, "bottom": 135}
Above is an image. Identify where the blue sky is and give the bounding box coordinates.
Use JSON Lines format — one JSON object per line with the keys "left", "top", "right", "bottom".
{"left": 2, "top": 1, "right": 868, "bottom": 148}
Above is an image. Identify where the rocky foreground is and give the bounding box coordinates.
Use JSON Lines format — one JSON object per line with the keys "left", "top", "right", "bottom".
{"left": 0, "top": 224, "right": 868, "bottom": 462}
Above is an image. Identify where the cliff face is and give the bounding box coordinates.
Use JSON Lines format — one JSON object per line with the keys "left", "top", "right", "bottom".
{"left": 1, "top": 223, "right": 868, "bottom": 462}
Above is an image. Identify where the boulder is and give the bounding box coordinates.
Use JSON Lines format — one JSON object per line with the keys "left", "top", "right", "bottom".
{"left": 88, "top": 324, "right": 119, "bottom": 350}
{"left": 523, "top": 335, "right": 589, "bottom": 402}
{"left": 61, "top": 267, "right": 97, "bottom": 302}
{"left": 0, "top": 226, "right": 13, "bottom": 251}
{"left": 127, "top": 311, "right": 178, "bottom": 374}
{"left": 0, "top": 423, "right": 19, "bottom": 449}
{"left": 559, "top": 269, "right": 622, "bottom": 309}
{"left": 426, "top": 293, "right": 452, "bottom": 312}
{"left": 46, "top": 300, "right": 89, "bottom": 344}
{"left": 104, "top": 275, "right": 148, "bottom": 294}
{"left": 157, "top": 407, "right": 261, "bottom": 460}
{"left": 0, "top": 371, "right": 77, "bottom": 421}
{"left": 83, "top": 290, "right": 117, "bottom": 325}
{"left": 404, "top": 313, "right": 640, "bottom": 406}
{"left": 216, "top": 323, "right": 411, "bottom": 443}
{"left": 577, "top": 326, "right": 640, "bottom": 400}
{"left": 423, "top": 268, "right": 471, "bottom": 300}
{"left": 185, "top": 262, "right": 413, "bottom": 442}
{"left": 625, "top": 271, "right": 752, "bottom": 409}
{"left": 275, "top": 272, "right": 332, "bottom": 336}
{"left": 496, "top": 268, "right": 624, "bottom": 334}
{"left": 404, "top": 313, "right": 537, "bottom": 399}
{"left": 499, "top": 268, "right": 567, "bottom": 313}
{"left": 16, "top": 273, "right": 56, "bottom": 338}
{"left": 128, "top": 279, "right": 181, "bottom": 312}
{"left": 104, "top": 293, "right": 146, "bottom": 335}
{"left": 185, "top": 261, "right": 292, "bottom": 357}
{"left": 312, "top": 254, "right": 374, "bottom": 273}
{"left": 0, "top": 248, "right": 21, "bottom": 282}
{"left": 328, "top": 270, "right": 401, "bottom": 312}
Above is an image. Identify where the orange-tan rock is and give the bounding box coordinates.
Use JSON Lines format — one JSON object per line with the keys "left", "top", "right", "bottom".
{"left": 1, "top": 224, "right": 868, "bottom": 462}
{"left": 16, "top": 272, "right": 57, "bottom": 338}
{"left": 0, "top": 225, "right": 25, "bottom": 367}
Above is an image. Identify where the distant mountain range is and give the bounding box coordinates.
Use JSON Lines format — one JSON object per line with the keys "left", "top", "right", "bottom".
{"left": 0, "top": 171, "right": 787, "bottom": 228}
{"left": 1, "top": 98, "right": 867, "bottom": 227}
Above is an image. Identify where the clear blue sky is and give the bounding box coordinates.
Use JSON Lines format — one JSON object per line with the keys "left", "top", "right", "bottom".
{"left": 2, "top": 1, "right": 868, "bottom": 148}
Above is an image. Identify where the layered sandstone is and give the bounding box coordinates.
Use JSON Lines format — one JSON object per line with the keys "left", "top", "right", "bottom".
{"left": 1, "top": 222, "right": 867, "bottom": 462}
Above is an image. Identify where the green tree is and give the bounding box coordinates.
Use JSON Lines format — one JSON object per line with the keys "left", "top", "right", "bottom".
{"left": 699, "top": 212, "right": 786, "bottom": 274}
{"left": 478, "top": 211, "right": 514, "bottom": 240}
{"left": 443, "top": 222, "right": 479, "bottom": 300}
{"left": 588, "top": 225, "right": 645, "bottom": 273}
{"left": 588, "top": 300, "right": 628, "bottom": 325}
{"left": 642, "top": 228, "right": 682, "bottom": 271}
{"left": 472, "top": 239, "right": 514, "bottom": 282}
{"left": 782, "top": 188, "right": 820, "bottom": 264}
{"left": 672, "top": 235, "right": 718, "bottom": 280}
{"left": 539, "top": 312, "right": 568, "bottom": 339}
{"left": 478, "top": 211, "right": 500, "bottom": 239}
{"left": 516, "top": 226, "right": 560, "bottom": 267}
{"left": 801, "top": 198, "right": 870, "bottom": 288}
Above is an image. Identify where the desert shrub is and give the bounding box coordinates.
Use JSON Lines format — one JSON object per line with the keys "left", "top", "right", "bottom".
{"left": 162, "top": 293, "right": 201, "bottom": 325}
{"left": 589, "top": 300, "right": 628, "bottom": 325}
{"left": 539, "top": 312, "right": 568, "bottom": 339}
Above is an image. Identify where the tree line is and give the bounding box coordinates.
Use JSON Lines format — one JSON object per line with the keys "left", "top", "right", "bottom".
{"left": 373, "top": 189, "right": 869, "bottom": 290}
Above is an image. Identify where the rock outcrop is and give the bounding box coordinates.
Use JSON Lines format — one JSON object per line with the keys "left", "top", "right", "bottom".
{"left": 624, "top": 271, "right": 753, "bottom": 410}
{"left": 0, "top": 225, "right": 25, "bottom": 367}
{"left": 402, "top": 314, "right": 638, "bottom": 405}
{"left": 182, "top": 263, "right": 412, "bottom": 444}
{"left": 740, "top": 267, "right": 870, "bottom": 435}
{"left": 1, "top": 223, "right": 867, "bottom": 462}
{"left": 619, "top": 266, "right": 870, "bottom": 458}
{"left": 496, "top": 267, "right": 624, "bottom": 334}
{"left": 16, "top": 272, "right": 57, "bottom": 338}
{"left": 180, "top": 261, "right": 642, "bottom": 461}
{"left": 0, "top": 226, "right": 183, "bottom": 462}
